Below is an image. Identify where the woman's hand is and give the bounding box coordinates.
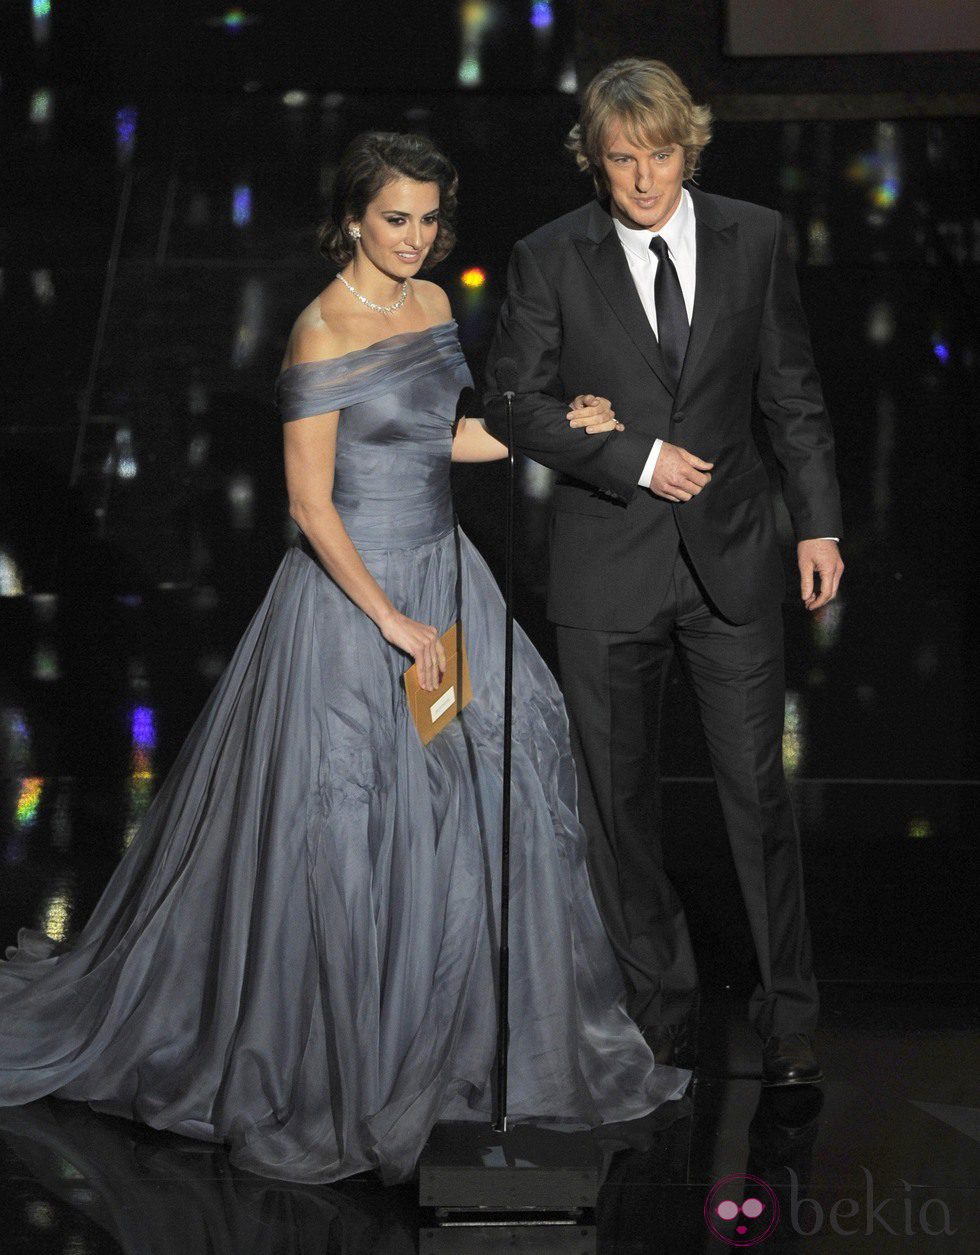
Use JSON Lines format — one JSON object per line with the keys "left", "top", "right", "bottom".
{"left": 567, "top": 394, "right": 624, "bottom": 435}
{"left": 379, "top": 610, "right": 447, "bottom": 691}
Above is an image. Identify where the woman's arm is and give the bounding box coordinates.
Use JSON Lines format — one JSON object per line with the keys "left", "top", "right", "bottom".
{"left": 284, "top": 409, "right": 446, "bottom": 690}
{"left": 452, "top": 395, "right": 623, "bottom": 463}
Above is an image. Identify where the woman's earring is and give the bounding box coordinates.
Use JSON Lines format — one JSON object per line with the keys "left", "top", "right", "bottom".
{"left": 348, "top": 225, "right": 361, "bottom": 241}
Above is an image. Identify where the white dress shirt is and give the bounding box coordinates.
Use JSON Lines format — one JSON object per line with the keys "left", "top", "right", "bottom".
{"left": 613, "top": 188, "right": 696, "bottom": 489}
{"left": 614, "top": 191, "right": 838, "bottom": 542}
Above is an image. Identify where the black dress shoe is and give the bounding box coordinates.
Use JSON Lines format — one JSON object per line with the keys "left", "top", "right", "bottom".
{"left": 762, "top": 1033, "right": 823, "bottom": 1087}
{"left": 641, "top": 1023, "right": 682, "bottom": 1067}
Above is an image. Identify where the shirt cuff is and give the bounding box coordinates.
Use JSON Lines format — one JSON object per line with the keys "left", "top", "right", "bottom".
{"left": 638, "top": 439, "right": 663, "bottom": 488}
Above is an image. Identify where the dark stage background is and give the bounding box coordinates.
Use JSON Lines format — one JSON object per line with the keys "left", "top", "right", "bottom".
{"left": 0, "top": 2, "right": 978, "bottom": 1251}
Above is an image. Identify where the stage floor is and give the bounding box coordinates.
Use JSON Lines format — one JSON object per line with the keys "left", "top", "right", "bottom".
{"left": 1, "top": 981, "right": 977, "bottom": 1252}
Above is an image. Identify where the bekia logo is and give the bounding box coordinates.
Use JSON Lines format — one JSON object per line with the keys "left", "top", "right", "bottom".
{"left": 704, "top": 1173, "right": 780, "bottom": 1246}
{"left": 704, "top": 1168, "right": 957, "bottom": 1243}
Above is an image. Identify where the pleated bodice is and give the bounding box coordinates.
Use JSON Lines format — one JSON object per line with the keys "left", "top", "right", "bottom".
{"left": 275, "top": 320, "right": 470, "bottom": 550}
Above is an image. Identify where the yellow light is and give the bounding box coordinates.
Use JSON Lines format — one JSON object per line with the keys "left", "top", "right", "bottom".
{"left": 782, "top": 692, "right": 804, "bottom": 776}
{"left": 43, "top": 890, "right": 71, "bottom": 942}
{"left": 461, "top": 0, "right": 490, "bottom": 26}
{"left": 461, "top": 267, "right": 486, "bottom": 288}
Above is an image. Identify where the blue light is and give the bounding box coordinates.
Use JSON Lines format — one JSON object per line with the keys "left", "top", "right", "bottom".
{"left": 115, "top": 106, "right": 137, "bottom": 145}
{"left": 933, "top": 342, "right": 950, "bottom": 364}
{"left": 530, "top": 0, "right": 553, "bottom": 29}
{"left": 33, "top": 0, "right": 51, "bottom": 17}
{"left": 131, "top": 705, "right": 156, "bottom": 750}
{"left": 232, "top": 184, "right": 252, "bottom": 227}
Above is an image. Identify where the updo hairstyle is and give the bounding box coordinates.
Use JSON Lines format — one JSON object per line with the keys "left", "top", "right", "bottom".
{"left": 317, "top": 131, "right": 458, "bottom": 269}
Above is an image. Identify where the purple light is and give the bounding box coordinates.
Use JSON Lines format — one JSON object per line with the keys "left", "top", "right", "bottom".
{"left": 232, "top": 184, "right": 252, "bottom": 227}
{"left": 115, "top": 106, "right": 138, "bottom": 146}
{"left": 933, "top": 342, "right": 950, "bottom": 363}
{"left": 131, "top": 705, "right": 157, "bottom": 750}
{"left": 530, "top": 1, "right": 553, "bottom": 30}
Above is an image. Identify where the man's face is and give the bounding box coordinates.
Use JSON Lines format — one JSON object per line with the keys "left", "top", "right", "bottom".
{"left": 600, "top": 120, "right": 686, "bottom": 232}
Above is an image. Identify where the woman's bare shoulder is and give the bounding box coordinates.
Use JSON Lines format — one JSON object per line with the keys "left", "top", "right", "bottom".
{"left": 281, "top": 290, "right": 350, "bottom": 370}
{"left": 412, "top": 279, "right": 452, "bottom": 323}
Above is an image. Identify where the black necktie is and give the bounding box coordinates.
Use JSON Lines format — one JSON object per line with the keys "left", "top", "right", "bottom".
{"left": 649, "top": 235, "right": 689, "bottom": 387}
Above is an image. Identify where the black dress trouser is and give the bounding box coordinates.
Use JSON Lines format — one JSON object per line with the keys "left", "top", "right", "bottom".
{"left": 555, "top": 543, "right": 818, "bottom": 1041}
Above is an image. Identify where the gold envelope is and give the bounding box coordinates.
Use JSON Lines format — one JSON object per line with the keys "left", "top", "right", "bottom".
{"left": 403, "top": 621, "right": 472, "bottom": 745}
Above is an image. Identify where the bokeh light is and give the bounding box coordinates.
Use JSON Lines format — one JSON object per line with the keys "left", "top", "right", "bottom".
{"left": 460, "top": 267, "right": 486, "bottom": 288}
{"left": 558, "top": 58, "right": 577, "bottom": 93}
{"left": 42, "top": 886, "right": 73, "bottom": 942}
{"left": 782, "top": 692, "right": 805, "bottom": 776}
{"left": 125, "top": 705, "right": 157, "bottom": 849}
{"left": 32, "top": 0, "right": 51, "bottom": 45}
{"left": 16, "top": 777, "right": 44, "bottom": 827}
{"left": 131, "top": 704, "right": 156, "bottom": 753}
{"left": 0, "top": 551, "right": 25, "bottom": 596}
{"left": 872, "top": 178, "right": 899, "bottom": 208}
{"left": 865, "top": 300, "right": 896, "bottom": 345}
{"left": 530, "top": 1, "right": 553, "bottom": 30}
{"left": 458, "top": 0, "right": 493, "bottom": 88}
{"left": 115, "top": 106, "right": 138, "bottom": 164}
{"left": 30, "top": 89, "right": 52, "bottom": 125}
{"left": 232, "top": 183, "right": 252, "bottom": 227}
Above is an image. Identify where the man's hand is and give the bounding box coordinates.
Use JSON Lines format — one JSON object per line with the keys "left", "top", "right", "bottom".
{"left": 798, "top": 539, "right": 844, "bottom": 611}
{"left": 650, "top": 442, "right": 714, "bottom": 502}
{"left": 566, "top": 394, "right": 624, "bottom": 434}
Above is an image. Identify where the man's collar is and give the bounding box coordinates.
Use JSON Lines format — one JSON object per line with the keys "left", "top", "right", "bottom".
{"left": 611, "top": 188, "right": 692, "bottom": 261}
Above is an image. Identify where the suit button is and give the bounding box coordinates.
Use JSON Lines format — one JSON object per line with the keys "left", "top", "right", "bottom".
{"left": 672, "top": 411, "right": 685, "bottom": 422}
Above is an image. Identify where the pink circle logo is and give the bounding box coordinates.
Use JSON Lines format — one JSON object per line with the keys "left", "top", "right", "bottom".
{"left": 704, "top": 1173, "right": 780, "bottom": 1246}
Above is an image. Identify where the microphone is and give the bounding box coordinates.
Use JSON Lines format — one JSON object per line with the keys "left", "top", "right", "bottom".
{"left": 495, "top": 357, "right": 519, "bottom": 400}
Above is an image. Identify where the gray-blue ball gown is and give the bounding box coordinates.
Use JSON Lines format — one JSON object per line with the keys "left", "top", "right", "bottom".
{"left": 0, "top": 320, "right": 690, "bottom": 1184}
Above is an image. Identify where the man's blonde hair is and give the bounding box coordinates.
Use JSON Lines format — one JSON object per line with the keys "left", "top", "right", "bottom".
{"left": 567, "top": 58, "right": 713, "bottom": 192}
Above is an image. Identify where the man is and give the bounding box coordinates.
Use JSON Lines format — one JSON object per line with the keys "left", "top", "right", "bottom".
{"left": 484, "top": 59, "right": 844, "bottom": 1086}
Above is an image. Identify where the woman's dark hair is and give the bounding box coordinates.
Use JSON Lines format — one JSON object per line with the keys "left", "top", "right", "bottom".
{"left": 317, "top": 131, "right": 458, "bottom": 269}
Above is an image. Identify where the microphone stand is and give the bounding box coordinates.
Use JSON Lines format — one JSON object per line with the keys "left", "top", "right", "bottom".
{"left": 417, "top": 376, "right": 602, "bottom": 1223}
{"left": 492, "top": 386, "right": 515, "bottom": 1135}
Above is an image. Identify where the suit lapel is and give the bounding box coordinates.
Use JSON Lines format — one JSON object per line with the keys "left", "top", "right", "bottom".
{"left": 677, "top": 190, "right": 739, "bottom": 398}
{"left": 574, "top": 208, "right": 675, "bottom": 398}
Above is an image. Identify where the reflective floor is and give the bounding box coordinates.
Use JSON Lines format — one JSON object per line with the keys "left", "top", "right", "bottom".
{"left": 2, "top": 985, "right": 978, "bottom": 1253}
{"left": 1, "top": 23, "right": 979, "bottom": 1255}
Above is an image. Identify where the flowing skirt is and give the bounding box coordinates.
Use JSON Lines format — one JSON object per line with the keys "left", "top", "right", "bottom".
{"left": 0, "top": 529, "right": 689, "bottom": 1183}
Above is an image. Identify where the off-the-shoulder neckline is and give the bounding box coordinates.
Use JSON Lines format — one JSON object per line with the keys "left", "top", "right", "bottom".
{"left": 276, "top": 319, "right": 458, "bottom": 382}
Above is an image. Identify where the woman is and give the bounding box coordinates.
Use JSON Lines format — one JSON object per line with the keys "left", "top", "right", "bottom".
{"left": 0, "top": 132, "right": 690, "bottom": 1185}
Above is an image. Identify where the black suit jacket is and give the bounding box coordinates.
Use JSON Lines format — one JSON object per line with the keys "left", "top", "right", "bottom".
{"left": 484, "top": 187, "right": 843, "bottom": 630}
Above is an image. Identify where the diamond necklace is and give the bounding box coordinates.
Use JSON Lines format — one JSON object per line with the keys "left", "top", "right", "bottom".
{"left": 336, "top": 272, "right": 409, "bottom": 315}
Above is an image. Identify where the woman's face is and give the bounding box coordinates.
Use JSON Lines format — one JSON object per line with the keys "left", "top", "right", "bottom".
{"left": 350, "top": 177, "right": 441, "bottom": 277}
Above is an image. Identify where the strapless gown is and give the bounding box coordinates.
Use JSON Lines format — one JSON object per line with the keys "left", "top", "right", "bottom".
{"left": 0, "top": 320, "right": 689, "bottom": 1184}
